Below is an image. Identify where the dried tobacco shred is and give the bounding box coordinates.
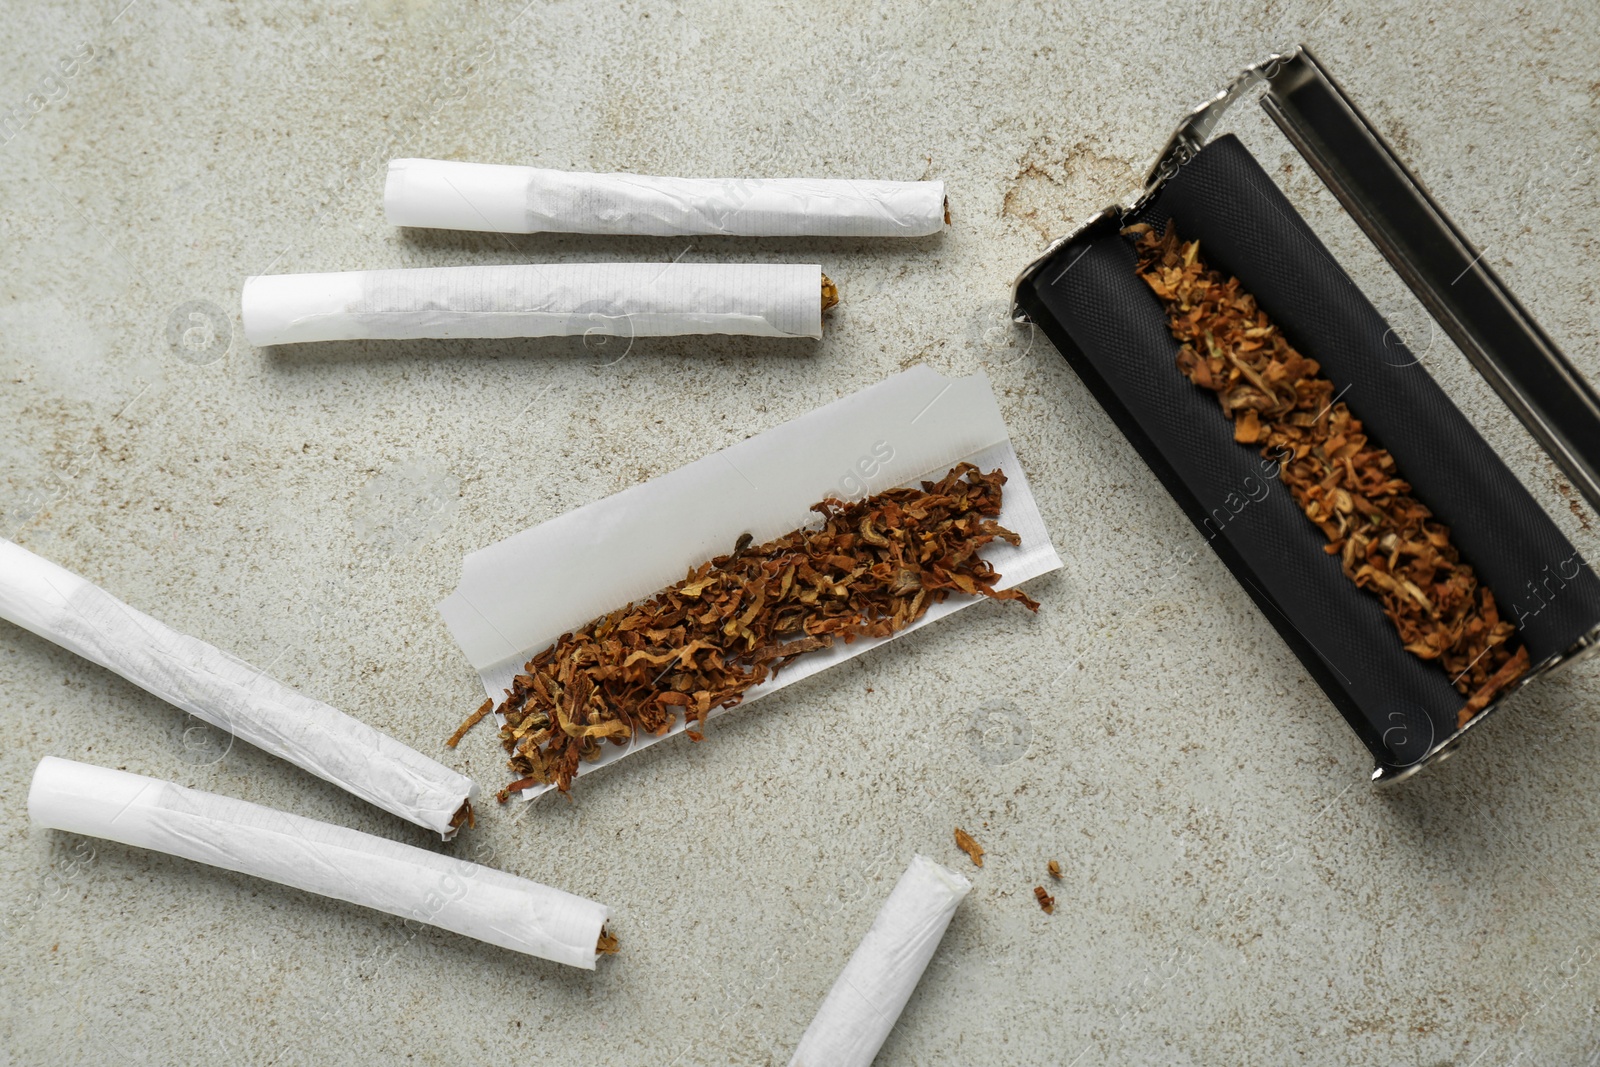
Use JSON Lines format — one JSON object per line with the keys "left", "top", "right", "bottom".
{"left": 596, "top": 927, "right": 619, "bottom": 955}
{"left": 1130, "top": 223, "right": 1528, "bottom": 728}
{"left": 954, "top": 827, "right": 986, "bottom": 868}
{"left": 446, "top": 699, "right": 492, "bottom": 749}
{"left": 468, "top": 464, "right": 1038, "bottom": 798}
{"left": 1047, "top": 859, "right": 1062, "bottom": 880}
{"left": 1033, "top": 886, "right": 1055, "bottom": 914}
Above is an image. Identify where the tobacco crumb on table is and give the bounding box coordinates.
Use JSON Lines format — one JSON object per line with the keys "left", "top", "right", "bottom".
{"left": 596, "top": 928, "right": 620, "bottom": 955}
{"left": 955, "top": 827, "right": 985, "bottom": 868}
{"left": 446, "top": 698, "right": 492, "bottom": 749}
{"left": 1047, "top": 859, "right": 1061, "bottom": 880}
{"left": 1034, "top": 886, "right": 1055, "bottom": 914}
{"left": 1129, "top": 222, "right": 1529, "bottom": 729}
{"left": 456, "top": 463, "right": 1039, "bottom": 798}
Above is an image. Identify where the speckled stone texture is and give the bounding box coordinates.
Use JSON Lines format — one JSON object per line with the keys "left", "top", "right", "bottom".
{"left": 2, "top": 2, "right": 1599, "bottom": 1065}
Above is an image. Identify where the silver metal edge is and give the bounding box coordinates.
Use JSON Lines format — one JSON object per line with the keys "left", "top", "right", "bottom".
{"left": 1258, "top": 47, "right": 1600, "bottom": 515}
{"left": 1370, "top": 625, "right": 1600, "bottom": 786}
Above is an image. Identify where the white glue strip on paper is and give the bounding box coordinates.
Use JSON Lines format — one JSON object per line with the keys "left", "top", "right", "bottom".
{"left": 0, "top": 539, "right": 476, "bottom": 838}
{"left": 438, "top": 366, "right": 1062, "bottom": 799}
{"left": 385, "top": 158, "right": 946, "bottom": 238}
{"left": 791, "top": 853, "right": 970, "bottom": 1066}
{"left": 241, "top": 262, "right": 826, "bottom": 346}
{"left": 28, "top": 757, "right": 607, "bottom": 969}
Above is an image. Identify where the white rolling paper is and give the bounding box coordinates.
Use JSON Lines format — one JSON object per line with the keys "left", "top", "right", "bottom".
{"left": 241, "top": 262, "right": 826, "bottom": 346}
{"left": 791, "top": 854, "right": 971, "bottom": 1067}
{"left": 438, "top": 366, "right": 1063, "bottom": 799}
{"left": 0, "top": 539, "right": 476, "bottom": 839}
{"left": 27, "top": 758, "right": 608, "bottom": 969}
{"left": 384, "top": 158, "right": 947, "bottom": 237}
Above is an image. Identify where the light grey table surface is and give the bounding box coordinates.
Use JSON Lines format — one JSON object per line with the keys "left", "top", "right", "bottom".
{"left": 3, "top": 1, "right": 1599, "bottom": 1064}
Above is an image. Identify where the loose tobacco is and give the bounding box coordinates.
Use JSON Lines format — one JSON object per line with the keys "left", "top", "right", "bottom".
{"left": 954, "top": 827, "right": 986, "bottom": 868}
{"left": 446, "top": 699, "right": 491, "bottom": 749}
{"left": 1130, "top": 222, "right": 1527, "bottom": 728}
{"left": 453, "top": 463, "right": 1039, "bottom": 797}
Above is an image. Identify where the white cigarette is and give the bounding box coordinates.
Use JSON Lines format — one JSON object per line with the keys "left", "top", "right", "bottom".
{"left": 384, "top": 158, "right": 946, "bottom": 238}
{"left": 241, "top": 262, "right": 827, "bottom": 346}
{"left": 0, "top": 538, "right": 476, "bottom": 839}
{"left": 28, "top": 757, "right": 608, "bottom": 969}
{"left": 791, "top": 854, "right": 971, "bottom": 1067}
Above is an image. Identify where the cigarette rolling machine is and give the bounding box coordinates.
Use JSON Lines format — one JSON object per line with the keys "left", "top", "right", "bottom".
{"left": 1013, "top": 46, "right": 1600, "bottom": 782}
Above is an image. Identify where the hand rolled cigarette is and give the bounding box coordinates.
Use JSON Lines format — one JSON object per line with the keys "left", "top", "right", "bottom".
{"left": 0, "top": 539, "right": 476, "bottom": 838}
{"left": 242, "top": 262, "right": 833, "bottom": 346}
{"left": 28, "top": 757, "right": 610, "bottom": 969}
{"left": 791, "top": 854, "right": 971, "bottom": 1067}
{"left": 384, "top": 158, "right": 947, "bottom": 238}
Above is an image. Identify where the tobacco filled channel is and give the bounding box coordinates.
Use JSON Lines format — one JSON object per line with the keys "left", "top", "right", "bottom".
{"left": 450, "top": 463, "right": 1040, "bottom": 796}
{"left": 1129, "top": 222, "right": 1528, "bottom": 729}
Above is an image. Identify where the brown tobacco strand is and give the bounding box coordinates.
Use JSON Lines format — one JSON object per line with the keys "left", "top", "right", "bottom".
{"left": 1129, "top": 222, "right": 1528, "bottom": 730}
{"left": 446, "top": 698, "right": 492, "bottom": 749}
{"left": 472, "top": 463, "right": 1038, "bottom": 798}
{"left": 821, "top": 273, "right": 839, "bottom": 312}
{"left": 954, "top": 827, "right": 985, "bottom": 868}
